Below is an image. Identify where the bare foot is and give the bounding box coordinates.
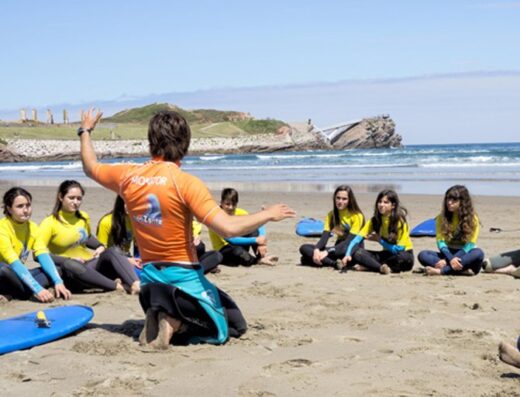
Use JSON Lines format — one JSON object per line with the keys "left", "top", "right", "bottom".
{"left": 353, "top": 264, "right": 368, "bottom": 272}
{"left": 268, "top": 255, "right": 279, "bottom": 263}
{"left": 0, "top": 294, "right": 11, "bottom": 304}
{"left": 114, "top": 278, "right": 125, "bottom": 293}
{"left": 150, "top": 312, "right": 183, "bottom": 350}
{"left": 130, "top": 281, "right": 141, "bottom": 295}
{"left": 258, "top": 257, "right": 276, "bottom": 266}
{"left": 460, "top": 269, "right": 475, "bottom": 276}
{"left": 425, "top": 267, "right": 441, "bottom": 276}
{"left": 499, "top": 341, "right": 520, "bottom": 369}
{"left": 336, "top": 259, "right": 347, "bottom": 272}
{"left": 380, "top": 264, "right": 391, "bottom": 275}
{"left": 139, "top": 309, "right": 159, "bottom": 346}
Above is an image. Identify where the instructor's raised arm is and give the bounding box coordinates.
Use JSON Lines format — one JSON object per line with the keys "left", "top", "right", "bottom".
{"left": 78, "top": 108, "right": 103, "bottom": 177}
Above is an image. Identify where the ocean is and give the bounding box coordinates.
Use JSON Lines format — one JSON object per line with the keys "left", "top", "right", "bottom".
{"left": 2, "top": 142, "right": 520, "bottom": 196}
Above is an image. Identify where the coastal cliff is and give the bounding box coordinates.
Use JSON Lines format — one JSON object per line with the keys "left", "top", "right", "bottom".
{"left": 0, "top": 115, "right": 403, "bottom": 162}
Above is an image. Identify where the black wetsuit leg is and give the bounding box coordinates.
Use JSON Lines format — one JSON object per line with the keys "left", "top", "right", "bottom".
{"left": 383, "top": 250, "right": 414, "bottom": 272}
{"left": 139, "top": 282, "right": 246, "bottom": 342}
{"left": 0, "top": 263, "right": 52, "bottom": 299}
{"left": 219, "top": 245, "right": 256, "bottom": 266}
{"left": 199, "top": 250, "right": 223, "bottom": 274}
{"left": 195, "top": 241, "right": 206, "bottom": 259}
{"left": 299, "top": 243, "right": 318, "bottom": 266}
{"left": 418, "top": 250, "right": 442, "bottom": 267}
{"left": 51, "top": 255, "right": 117, "bottom": 291}
{"left": 95, "top": 247, "right": 138, "bottom": 286}
{"left": 352, "top": 248, "right": 383, "bottom": 271}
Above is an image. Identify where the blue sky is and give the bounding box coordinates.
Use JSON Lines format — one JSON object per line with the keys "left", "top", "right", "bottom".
{"left": 1, "top": 0, "right": 519, "bottom": 144}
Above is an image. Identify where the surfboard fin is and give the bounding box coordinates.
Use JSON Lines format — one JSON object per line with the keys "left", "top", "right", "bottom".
{"left": 35, "top": 311, "right": 51, "bottom": 328}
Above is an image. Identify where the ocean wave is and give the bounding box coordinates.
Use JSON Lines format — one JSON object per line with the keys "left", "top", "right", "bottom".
{"left": 256, "top": 153, "right": 345, "bottom": 160}
{"left": 0, "top": 162, "right": 82, "bottom": 172}
{"left": 419, "top": 162, "right": 520, "bottom": 168}
{"left": 184, "top": 163, "right": 416, "bottom": 171}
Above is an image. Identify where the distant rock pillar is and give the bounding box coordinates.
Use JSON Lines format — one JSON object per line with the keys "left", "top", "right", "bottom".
{"left": 63, "top": 109, "right": 69, "bottom": 124}
{"left": 47, "top": 109, "right": 54, "bottom": 124}
{"left": 20, "top": 109, "right": 27, "bottom": 122}
{"left": 31, "top": 109, "right": 38, "bottom": 122}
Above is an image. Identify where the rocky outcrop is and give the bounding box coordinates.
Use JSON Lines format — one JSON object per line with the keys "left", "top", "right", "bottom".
{"left": 331, "top": 115, "right": 402, "bottom": 149}
{"left": 0, "top": 143, "right": 25, "bottom": 162}
{"left": 285, "top": 115, "right": 402, "bottom": 150}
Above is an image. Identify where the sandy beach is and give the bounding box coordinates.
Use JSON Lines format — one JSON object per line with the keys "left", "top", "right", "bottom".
{"left": 1, "top": 185, "right": 519, "bottom": 396}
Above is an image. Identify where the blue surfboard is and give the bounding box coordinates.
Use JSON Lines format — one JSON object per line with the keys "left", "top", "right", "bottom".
{"left": 410, "top": 218, "right": 436, "bottom": 237}
{"left": 0, "top": 305, "right": 94, "bottom": 355}
{"left": 296, "top": 218, "right": 324, "bottom": 237}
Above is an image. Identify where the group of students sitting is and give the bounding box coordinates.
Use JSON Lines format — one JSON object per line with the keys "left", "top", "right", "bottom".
{"left": 299, "top": 184, "right": 520, "bottom": 278}
{"left": 0, "top": 183, "right": 281, "bottom": 303}
{"left": 1, "top": 179, "right": 519, "bottom": 366}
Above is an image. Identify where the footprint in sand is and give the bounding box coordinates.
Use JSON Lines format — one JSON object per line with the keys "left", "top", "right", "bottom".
{"left": 263, "top": 358, "right": 314, "bottom": 375}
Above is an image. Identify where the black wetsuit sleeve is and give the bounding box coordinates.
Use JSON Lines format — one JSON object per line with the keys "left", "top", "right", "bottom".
{"left": 86, "top": 235, "right": 104, "bottom": 250}
{"left": 315, "top": 231, "right": 331, "bottom": 250}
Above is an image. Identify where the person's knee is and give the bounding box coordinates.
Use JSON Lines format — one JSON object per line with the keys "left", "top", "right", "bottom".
{"left": 417, "top": 250, "right": 431, "bottom": 266}
{"left": 60, "top": 259, "right": 86, "bottom": 275}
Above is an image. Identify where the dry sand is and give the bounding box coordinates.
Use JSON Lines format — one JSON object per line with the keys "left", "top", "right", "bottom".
{"left": 1, "top": 186, "right": 519, "bottom": 396}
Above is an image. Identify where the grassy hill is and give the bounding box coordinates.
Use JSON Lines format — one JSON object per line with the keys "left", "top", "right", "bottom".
{"left": 0, "top": 103, "right": 288, "bottom": 140}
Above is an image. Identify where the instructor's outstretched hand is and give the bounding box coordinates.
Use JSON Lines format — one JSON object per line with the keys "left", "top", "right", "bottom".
{"left": 264, "top": 204, "right": 296, "bottom": 221}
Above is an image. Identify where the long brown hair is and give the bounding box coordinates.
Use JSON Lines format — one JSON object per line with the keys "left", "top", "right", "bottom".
{"left": 52, "top": 180, "right": 87, "bottom": 223}
{"left": 330, "top": 185, "right": 363, "bottom": 230}
{"left": 371, "top": 189, "right": 407, "bottom": 244}
{"left": 440, "top": 185, "right": 476, "bottom": 242}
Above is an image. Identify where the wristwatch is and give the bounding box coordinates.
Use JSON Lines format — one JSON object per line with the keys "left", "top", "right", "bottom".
{"left": 77, "top": 127, "right": 93, "bottom": 136}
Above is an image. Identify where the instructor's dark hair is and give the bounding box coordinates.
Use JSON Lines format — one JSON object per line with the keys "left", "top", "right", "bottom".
{"left": 330, "top": 185, "right": 363, "bottom": 230}
{"left": 371, "top": 189, "right": 407, "bottom": 244}
{"left": 148, "top": 111, "right": 191, "bottom": 162}
{"left": 3, "top": 187, "right": 32, "bottom": 217}
{"left": 52, "top": 180, "right": 86, "bottom": 223}
{"left": 221, "top": 188, "right": 239, "bottom": 206}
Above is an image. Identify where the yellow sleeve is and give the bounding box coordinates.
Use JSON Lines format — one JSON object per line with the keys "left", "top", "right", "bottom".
{"left": 209, "top": 228, "right": 227, "bottom": 251}
{"left": 396, "top": 220, "right": 413, "bottom": 250}
{"left": 468, "top": 215, "right": 480, "bottom": 244}
{"left": 192, "top": 220, "right": 202, "bottom": 237}
{"left": 33, "top": 216, "right": 53, "bottom": 256}
{"left": 80, "top": 211, "right": 92, "bottom": 236}
{"left": 349, "top": 212, "right": 364, "bottom": 235}
{"left": 97, "top": 214, "right": 113, "bottom": 247}
{"left": 0, "top": 226, "right": 19, "bottom": 264}
{"left": 435, "top": 214, "right": 445, "bottom": 242}
{"left": 323, "top": 211, "right": 333, "bottom": 232}
{"left": 358, "top": 219, "right": 373, "bottom": 238}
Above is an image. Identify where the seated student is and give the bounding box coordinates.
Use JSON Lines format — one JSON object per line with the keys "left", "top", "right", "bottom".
{"left": 418, "top": 185, "right": 484, "bottom": 276}
{"left": 36, "top": 180, "right": 129, "bottom": 293}
{"left": 209, "top": 188, "right": 278, "bottom": 266}
{"left": 299, "top": 185, "right": 364, "bottom": 269}
{"left": 482, "top": 250, "right": 520, "bottom": 278}
{"left": 96, "top": 195, "right": 141, "bottom": 293}
{"left": 192, "top": 219, "right": 222, "bottom": 274}
{"left": 341, "top": 189, "right": 414, "bottom": 274}
{"left": 499, "top": 338, "right": 520, "bottom": 369}
{"left": 0, "top": 187, "right": 71, "bottom": 302}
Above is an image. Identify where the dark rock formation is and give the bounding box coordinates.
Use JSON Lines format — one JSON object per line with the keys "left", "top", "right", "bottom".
{"left": 0, "top": 143, "right": 26, "bottom": 162}
{"left": 331, "top": 115, "right": 402, "bottom": 149}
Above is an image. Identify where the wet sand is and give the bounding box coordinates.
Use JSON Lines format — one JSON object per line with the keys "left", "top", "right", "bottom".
{"left": 1, "top": 186, "right": 519, "bottom": 396}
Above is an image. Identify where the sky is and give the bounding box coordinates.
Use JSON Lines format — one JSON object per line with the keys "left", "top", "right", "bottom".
{"left": 1, "top": 0, "right": 519, "bottom": 144}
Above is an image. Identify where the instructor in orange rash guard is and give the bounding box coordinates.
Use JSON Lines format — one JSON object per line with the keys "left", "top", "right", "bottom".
{"left": 77, "top": 108, "right": 296, "bottom": 348}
